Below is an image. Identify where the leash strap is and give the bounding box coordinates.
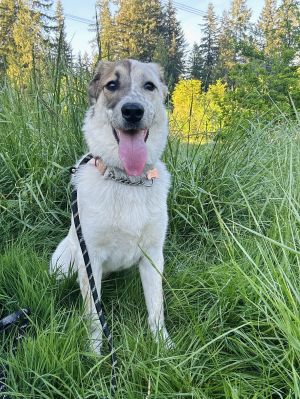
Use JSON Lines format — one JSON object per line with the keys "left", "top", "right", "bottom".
{"left": 0, "top": 308, "right": 31, "bottom": 398}
{"left": 71, "top": 153, "right": 117, "bottom": 397}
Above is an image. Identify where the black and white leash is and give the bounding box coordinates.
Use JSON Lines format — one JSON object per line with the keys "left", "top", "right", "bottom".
{"left": 71, "top": 153, "right": 118, "bottom": 397}
{"left": 1, "top": 153, "right": 153, "bottom": 397}
{"left": 0, "top": 155, "right": 117, "bottom": 398}
{"left": 0, "top": 308, "right": 31, "bottom": 398}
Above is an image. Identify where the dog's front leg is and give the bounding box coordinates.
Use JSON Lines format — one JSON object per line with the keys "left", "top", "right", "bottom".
{"left": 139, "top": 248, "right": 172, "bottom": 347}
{"left": 77, "top": 257, "right": 103, "bottom": 354}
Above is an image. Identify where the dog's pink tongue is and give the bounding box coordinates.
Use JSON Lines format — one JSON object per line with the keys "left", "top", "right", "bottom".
{"left": 117, "top": 129, "right": 147, "bottom": 176}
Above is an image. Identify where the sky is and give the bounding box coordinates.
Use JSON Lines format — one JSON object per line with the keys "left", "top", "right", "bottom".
{"left": 60, "top": 0, "right": 265, "bottom": 57}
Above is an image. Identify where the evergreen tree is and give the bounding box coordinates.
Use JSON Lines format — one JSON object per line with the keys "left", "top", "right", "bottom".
{"left": 114, "top": 0, "right": 162, "bottom": 61}
{"left": 215, "top": 11, "right": 235, "bottom": 82}
{"left": 54, "top": 0, "right": 72, "bottom": 68}
{"left": 113, "top": 0, "right": 132, "bottom": 59}
{"left": 228, "top": 0, "right": 252, "bottom": 43}
{"left": 7, "top": 0, "right": 40, "bottom": 86}
{"left": 227, "top": 0, "right": 252, "bottom": 63}
{"left": 0, "top": 0, "right": 18, "bottom": 73}
{"left": 214, "top": 0, "right": 252, "bottom": 87}
{"left": 199, "top": 3, "right": 219, "bottom": 90}
{"left": 140, "top": 0, "right": 163, "bottom": 61}
{"left": 276, "top": 0, "right": 300, "bottom": 50}
{"left": 97, "top": 0, "right": 114, "bottom": 60}
{"left": 32, "top": 0, "right": 55, "bottom": 44}
{"left": 31, "top": 0, "right": 55, "bottom": 80}
{"left": 257, "top": 0, "right": 278, "bottom": 54}
{"left": 156, "top": 0, "right": 185, "bottom": 89}
{"left": 188, "top": 43, "right": 203, "bottom": 80}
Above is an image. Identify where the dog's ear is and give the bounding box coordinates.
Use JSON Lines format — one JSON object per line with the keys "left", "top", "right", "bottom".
{"left": 149, "top": 63, "right": 169, "bottom": 100}
{"left": 88, "top": 61, "right": 113, "bottom": 105}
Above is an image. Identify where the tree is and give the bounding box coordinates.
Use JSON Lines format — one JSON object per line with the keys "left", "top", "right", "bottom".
{"left": 139, "top": 0, "right": 163, "bottom": 61}
{"left": 199, "top": 3, "right": 219, "bottom": 90}
{"left": 257, "top": 0, "right": 279, "bottom": 54}
{"left": 276, "top": 0, "right": 300, "bottom": 50}
{"left": 215, "top": 11, "right": 236, "bottom": 83}
{"left": 96, "top": 0, "right": 115, "bottom": 60}
{"left": 155, "top": 0, "right": 185, "bottom": 89}
{"left": 53, "top": 0, "right": 72, "bottom": 68}
{"left": 114, "top": 0, "right": 162, "bottom": 61}
{"left": 0, "top": 0, "right": 18, "bottom": 73}
{"left": 32, "top": 0, "right": 55, "bottom": 46}
{"left": 215, "top": 0, "right": 252, "bottom": 87}
{"left": 228, "top": 0, "right": 252, "bottom": 44}
{"left": 6, "top": 0, "right": 40, "bottom": 86}
{"left": 188, "top": 43, "right": 203, "bottom": 80}
{"left": 225, "top": 0, "right": 252, "bottom": 66}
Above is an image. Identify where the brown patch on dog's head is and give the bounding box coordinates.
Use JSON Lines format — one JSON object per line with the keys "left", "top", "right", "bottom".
{"left": 88, "top": 60, "right": 131, "bottom": 107}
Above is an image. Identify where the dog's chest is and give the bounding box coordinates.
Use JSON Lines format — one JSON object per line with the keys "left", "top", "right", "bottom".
{"left": 76, "top": 165, "right": 168, "bottom": 272}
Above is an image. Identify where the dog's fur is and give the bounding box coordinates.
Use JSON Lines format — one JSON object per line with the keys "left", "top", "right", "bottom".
{"left": 50, "top": 59, "right": 171, "bottom": 351}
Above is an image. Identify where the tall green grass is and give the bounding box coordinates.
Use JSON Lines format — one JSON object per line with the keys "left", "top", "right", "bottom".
{"left": 1, "top": 78, "right": 300, "bottom": 398}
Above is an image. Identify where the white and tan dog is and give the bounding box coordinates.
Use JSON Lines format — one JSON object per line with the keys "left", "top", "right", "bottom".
{"left": 50, "top": 59, "right": 171, "bottom": 351}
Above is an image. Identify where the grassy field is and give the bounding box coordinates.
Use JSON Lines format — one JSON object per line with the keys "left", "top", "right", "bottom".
{"left": 1, "top": 77, "right": 300, "bottom": 398}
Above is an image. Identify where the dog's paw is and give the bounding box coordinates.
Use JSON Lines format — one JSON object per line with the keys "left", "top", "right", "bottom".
{"left": 161, "top": 328, "right": 175, "bottom": 349}
{"left": 164, "top": 333, "right": 175, "bottom": 350}
{"left": 154, "top": 327, "right": 175, "bottom": 350}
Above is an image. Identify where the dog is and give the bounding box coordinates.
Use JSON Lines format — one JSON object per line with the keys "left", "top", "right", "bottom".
{"left": 50, "top": 59, "right": 171, "bottom": 352}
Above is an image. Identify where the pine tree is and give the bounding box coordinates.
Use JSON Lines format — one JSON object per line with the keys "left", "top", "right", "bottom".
{"left": 276, "top": 0, "right": 300, "bottom": 49}
{"left": 140, "top": 0, "right": 163, "bottom": 61}
{"left": 97, "top": 0, "right": 114, "bottom": 60}
{"left": 228, "top": 0, "right": 252, "bottom": 43}
{"left": 114, "top": 0, "right": 162, "bottom": 61}
{"left": 215, "top": 11, "right": 235, "bottom": 82}
{"left": 156, "top": 0, "right": 185, "bottom": 89}
{"left": 0, "top": 0, "right": 19, "bottom": 73}
{"left": 32, "top": 0, "right": 55, "bottom": 44}
{"left": 188, "top": 43, "right": 203, "bottom": 80}
{"left": 113, "top": 0, "right": 132, "bottom": 59}
{"left": 199, "top": 3, "right": 219, "bottom": 90}
{"left": 54, "top": 0, "right": 72, "bottom": 68}
{"left": 7, "top": 0, "right": 40, "bottom": 86}
{"left": 258, "top": 0, "right": 278, "bottom": 54}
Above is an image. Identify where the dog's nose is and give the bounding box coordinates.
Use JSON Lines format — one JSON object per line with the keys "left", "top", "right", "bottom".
{"left": 121, "top": 103, "right": 144, "bottom": 123}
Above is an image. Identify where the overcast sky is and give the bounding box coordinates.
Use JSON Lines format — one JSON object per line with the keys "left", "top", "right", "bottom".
{"left": 60, "top": 0, "right": 265, "bottom": 56}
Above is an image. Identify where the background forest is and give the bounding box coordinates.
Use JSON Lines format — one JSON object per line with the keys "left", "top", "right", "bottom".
{"left": 1, "top": 1, "right": 300, "bottom": 398}
{"left": 1, "top": 0, "right": 299, "bottom": 138}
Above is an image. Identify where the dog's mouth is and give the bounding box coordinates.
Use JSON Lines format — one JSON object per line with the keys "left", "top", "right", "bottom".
{"left": 113, "top": 128, "right": 149, "bottom": 176}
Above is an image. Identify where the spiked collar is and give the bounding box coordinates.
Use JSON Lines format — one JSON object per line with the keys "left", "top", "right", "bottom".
{"left": 87, "top": 156, "right": 158, "bottom": 187}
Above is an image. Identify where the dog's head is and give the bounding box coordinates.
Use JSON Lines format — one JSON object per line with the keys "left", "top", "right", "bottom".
{"left": 83, "top": 59, "right": 168, "bottom": 176}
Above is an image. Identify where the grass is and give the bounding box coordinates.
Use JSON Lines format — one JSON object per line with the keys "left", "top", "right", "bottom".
{"left": 0, "top": 75, "right": 300, "bottom": 398}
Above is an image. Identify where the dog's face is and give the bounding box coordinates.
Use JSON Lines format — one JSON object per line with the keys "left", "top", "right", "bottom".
{"left": 83, "top": 59, "right": 168, "bottom": 176}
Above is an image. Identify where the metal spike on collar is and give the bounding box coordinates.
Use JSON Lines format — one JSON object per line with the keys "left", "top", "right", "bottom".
{"left": 105, "top": 169, "right": 154, "bottom": 186}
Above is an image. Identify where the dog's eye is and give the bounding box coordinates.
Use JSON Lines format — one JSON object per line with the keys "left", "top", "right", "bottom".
{"left": 105, "top": 81, "right": 118, "bottom": 91}
{"left": 144, "top": 82, "right": 156, "bottom": 91}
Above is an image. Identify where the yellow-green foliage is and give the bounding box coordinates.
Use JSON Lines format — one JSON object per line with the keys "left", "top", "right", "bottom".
{"left": 7, "top": 0, "right": 40, "bottom": 87}
{"left": 170, "top": 79, "right": 226, "bottom": 140}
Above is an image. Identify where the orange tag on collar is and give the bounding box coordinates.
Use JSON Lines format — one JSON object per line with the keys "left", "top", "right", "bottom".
{"left": 94, "top": 157, "right": 106, "bottom": 175}
{"left": 146, "top": 168, "right": 159, "bottom": 180}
